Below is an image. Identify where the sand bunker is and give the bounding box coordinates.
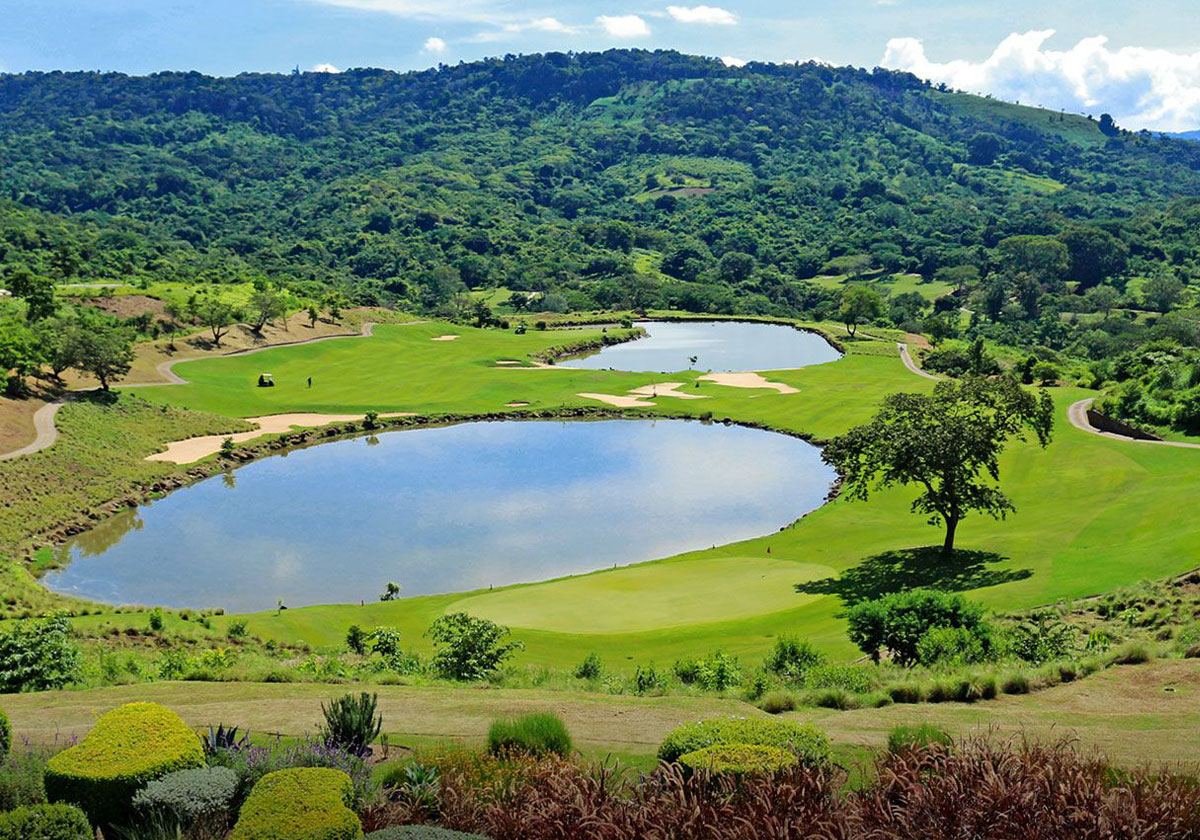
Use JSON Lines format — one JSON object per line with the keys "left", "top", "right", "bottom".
{"left": 699, "top": 372, "right": 798, "bottom": 394}
{"left": 495, "top": 360, "right": 523, "bottom": 365}
{"left": 148, "top": 412, "right": 414, "bottom": 464}
{"left": 628, "top": 382, "right": 709, "bottom": 401}
{"left": 431, "top": 334, "right": 460, "bottom": 341}
{"left": 577, "top": 392, "right": 657, "bottom": 408}
{"left": 505, "top": 401, "right": 531, "bottom": 407}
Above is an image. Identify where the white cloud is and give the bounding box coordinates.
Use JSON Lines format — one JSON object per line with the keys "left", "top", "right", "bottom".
{"left": 502, "top": 16, "right": 578, "bottom": 34}
{"left": 882, "top": 30, "right": 1200, "bottom": 132}
{"left": 423, "top": 36, "right": 448, "bottom": 53}
{"left": 666, "top": 5, "right": 737, "bottom": 25}
{"left": 596, "top": 14, "right": 651, "bottom": 39}
{"left": 302, "top": 0, "right": 500, "bottom": 24}
{"left": 721, "top": 56, "right": 747, "bottom": 67}
{"left": 311, "top": 62, "right": 341, "bottom": 73}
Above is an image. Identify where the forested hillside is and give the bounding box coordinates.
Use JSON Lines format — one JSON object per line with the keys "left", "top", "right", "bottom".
{"left": 1, "top": 50, "right": 1198, "bottom": 312}
{"left": 2, "top": 50, "right": 1200, "bottom": 433}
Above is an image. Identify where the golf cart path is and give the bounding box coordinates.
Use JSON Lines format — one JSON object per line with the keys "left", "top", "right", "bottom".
{"left": 1068, "top": 398, "right": 1200, "bottom": 450}
{"left": 0, "top": 320, "right": 404, "bottom": 461}
{"left": 897, "top": 342, "right": 941, "bottom": 381}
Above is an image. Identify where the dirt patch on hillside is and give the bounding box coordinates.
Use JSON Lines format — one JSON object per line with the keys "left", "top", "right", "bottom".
{"left": 75, "top": 294, "right": 167, "bottom": 320}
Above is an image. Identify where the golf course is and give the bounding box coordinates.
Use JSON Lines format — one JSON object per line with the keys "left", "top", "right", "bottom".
{"left": 19, "top": 315, "right": 1185, "bottom": 668}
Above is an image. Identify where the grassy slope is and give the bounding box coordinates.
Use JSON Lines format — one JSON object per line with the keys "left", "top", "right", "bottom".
{"left": 7, "top": 660, "right": 1197, "bottom": 768}
{"left": 118, "top": 320, "right": 1200, "bottom": 667}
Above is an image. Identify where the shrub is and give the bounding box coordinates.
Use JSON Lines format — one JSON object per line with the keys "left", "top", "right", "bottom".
{"left": 365, "top": 829, "right": 488, "bottom": 840}
{"left": 486, "top": 713, "right": 571, "bottom": 758}
{"left": 148, "top": 609, "right": 165, "bottom": 633}
{"left": 321, "top": 693, "right": 382, "bottom": 757}
{"left": 0, "top": 803, "right": 91, "bottom": 840}
{"left": 1007, "top": 611, "right": 1076, "bottom": 664}
{"left": 847, "top": 590, "right": 991, "bottom": 667}
{"left": 658, "top": 718, "right": 831, "bottom": 765}
{"left": 0, "top": 710, "right": 9, "bottom": 760}
{"left": 763, "top": 636, "right": 825, "bottom": 679}
{"left": 694, "top": 650, "right": 742, "bottom": 692}
{"left": 1111, "top": 642, "right": 1154, "bottom": 665}
{"left": 572, "top": 653, "right": 602, "bottom": 680}
{"left": 800, "top": 664, "right": 874, "bottom": 694}
{"left": 0, "top": 615, "right": 82, "bottom": 692}
{"left": 678, "top": 744, "right": 798, "bottom": 776}
{"left": 1000, "top": 672, "right": 1031, "bottom": 694}
{"left": 0, "top": 742, "right": 54, "bottom": 810}
{"left": 230, "top": 768, "right": 361, "bottom": 840}
{"left": 806, "top": 687, "right": 860, "bottom": 710}
{"left": 633, "top": 664, "right": 667, "bottom": 695}
{"left": 131, "top": 766, "right": 238, "bottom": 836}
{"left": 45, "top": 702, "right": 204, "bottom": 829}
{"left": 887, "top": 724, "right": 953, "bottom": 754}
{"left": 425, "top": 614, "right": 523, "bottom": 681}
{"left": 759, "top": 690, "right": 797, "bottom": 714}
{"left": 884, "top": 683, "right": 924, "bottom": 704}
{"left": 916, "top": 626, "right": 992, "bottom": 666}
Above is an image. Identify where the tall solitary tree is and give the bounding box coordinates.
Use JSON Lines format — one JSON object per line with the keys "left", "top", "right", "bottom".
{"left": 839, "top": 286, "right": 884, "bottom": 338}
{"left": 822, "top": 376, "right": 1054, "bottom": 556}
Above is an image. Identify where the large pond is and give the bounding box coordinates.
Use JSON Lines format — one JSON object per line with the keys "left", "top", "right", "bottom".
{"left": 558, "top": 320, "right": 841, "bottom": 372}
{"left": 44, "top": 420, "right": 835, "bottom": 612}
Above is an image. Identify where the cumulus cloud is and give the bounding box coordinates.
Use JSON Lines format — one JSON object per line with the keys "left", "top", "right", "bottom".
{"left": 504, "top": 16, "right": 577, "bottom": 34}
{"left": 422, "top": 36, "right": 448, "bottom": 53}
{"left": 882, "top": 30, "right": 1200, "bottom": 132}
{"left": 596, "top": 14, "right": 651, "bottom": 39}
{"left": 304, "top": 0, "right": 500, "bottom": 24}
{"left": 666, "top": 5, "right": 737, "bottom": 25}
{"left": 721, "top": 56, "right": 747, "bottom": 67}
{"left": 311, "top": 62, "right": 341, "bottom": 73}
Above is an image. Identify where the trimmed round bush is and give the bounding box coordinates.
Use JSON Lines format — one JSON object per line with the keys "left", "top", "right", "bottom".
{"left": 231, "top": 767, "right": 362, "bottom": 840}
{"left": 678, "top": 744, "right": 797, "bottom": 776}
{"left": 365, "top": 828, "right": 490, "bottom": 840}
{"left": 0, "top": 708, "right": 10, "bottom": 760}
{"left": 132, "top": 765, "right": 238, "bottom": 834}
{"left": 486, "top": 713, "right": 572, "bottom": 758}
{"left": 657, "top": 717, "right": 831, "bottom": 765}
{"left": 0, "top": 803, "right": 91, "bottom": 840}
{"left": 44, "top": 702, "right": 204, "bottom": 829}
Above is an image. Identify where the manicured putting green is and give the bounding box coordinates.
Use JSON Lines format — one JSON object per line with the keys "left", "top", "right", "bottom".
{"left": 449, "top": 557, "right": 837, "bottom": 633}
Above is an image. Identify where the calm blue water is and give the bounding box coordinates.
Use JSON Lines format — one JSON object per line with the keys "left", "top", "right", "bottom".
{"left": 44, "top": 420, "right": 834, "bottom": 612}
{"left": 558, "top": 320, "right": 841, "bottom": 372}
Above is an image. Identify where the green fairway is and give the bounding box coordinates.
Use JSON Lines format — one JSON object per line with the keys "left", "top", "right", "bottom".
{"left": 121, "top": 318, "right": 1200, "bottom": 667}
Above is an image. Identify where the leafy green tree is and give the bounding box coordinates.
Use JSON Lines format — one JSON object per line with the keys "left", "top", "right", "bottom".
{"left": 846, "top": 589, "right": 988, "bottom": 665}
{"left": 997, "top": 236, "right": 1070, "bottom": 285}
{"left": 247, "top": 284, "right": 288, "bottom": 333}
{"left": 838, "top": 286, "right": 883, "bottom": 338}
{"left": 1083, "top": 284, "right": 1121, "bottom": 320}
{"left": 1142, "top": 275, "right": 1186, "bottom": 313}
{"left": 1060, "top": 227, "right": 1127, "bottom": 290}
{"left": 425, "top": 612, "right": 524, "bottom": 681}
{"left": 191, "top": 297, "right": 242, "bottom": 347}
{"left": 967, "top": 132, "right": 1005, "bottom": 165}
{"left": 0, "top": 316, "right": 44, "bottom": 395}
{"left": 63, "top": 309, "right": 134, "bottom": 391}
{"left": 4, "top": 267, "right": 57, "bottom": 322}
{"left": 822, "top": 376, "right": 1054, "bottom": 555}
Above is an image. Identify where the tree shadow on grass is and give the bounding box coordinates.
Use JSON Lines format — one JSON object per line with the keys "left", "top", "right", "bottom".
{"left": 795, "top": 547, "right": 1033, "bottom": 607}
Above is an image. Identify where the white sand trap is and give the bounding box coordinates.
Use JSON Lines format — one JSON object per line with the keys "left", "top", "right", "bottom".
{"left": 148, "top": 412, "right": 414, "bottom": 464}
{"left": 628, "top": 382, "right": 709, "bottom": 401}
{"left": 699, "top": 372, "right": 798, "bottom": 394}
{"left": 495, "top": 360, "right": 523, "bottom": 365}
{"left": 577, "top": 392, "right": 657, "bottom": 408}
{"left": 431, "top": 334, "right": 460, "bottom": 341}
{"left": 505, "top": 401, "right": 531, "bottom": 407}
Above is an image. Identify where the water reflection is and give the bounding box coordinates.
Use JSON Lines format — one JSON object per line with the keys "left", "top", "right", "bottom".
{"left": 559, "top": 320, "right": 841, "bottom": 372}
{"left": 44, "top": 420, "right": 835, "bottom": 612}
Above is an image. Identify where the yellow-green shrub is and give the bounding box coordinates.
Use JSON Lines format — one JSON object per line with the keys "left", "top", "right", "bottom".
{"left": 658, "top": 717, "right": 831, "bottom": 765}
{"left": 678, "top": 744, "right": 798, "bottom": 775}
{"left": 231, "top": 768, "right": 362, "bottom": 840}
{"left": 44, "top": 702, "right": 204, "bottom": 828}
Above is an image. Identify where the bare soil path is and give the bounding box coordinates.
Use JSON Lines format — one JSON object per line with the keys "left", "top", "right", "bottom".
{"left": 1067, "top": 398, "right": 1200, "bottom": 450}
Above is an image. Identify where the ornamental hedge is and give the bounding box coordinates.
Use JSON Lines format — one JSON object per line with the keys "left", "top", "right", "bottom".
{"left": 44, "top": 702, "right": 204, "bottom": 829}
{"left": 230, "top": 768, "right": 362, "bottom": 840}
{"left": 678, "top": 743, "right": 799, "bottom": 776}
{"left": 0, "top": 803, "right": 91, "bottom": 840}
{"left": 657, "top": 717, "right": 831, "bottom": 765}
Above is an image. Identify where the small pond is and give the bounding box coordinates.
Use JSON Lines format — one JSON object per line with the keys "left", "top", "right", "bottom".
{"left": 558, "top": 320, "right": 841, "bottom": 372}
{"left": 44, "top": 420, "right": 835, "bottom": 612}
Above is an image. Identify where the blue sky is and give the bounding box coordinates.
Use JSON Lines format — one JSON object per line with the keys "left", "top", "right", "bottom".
{"left": 4, "top": 0, "right": 1200, "bottom": 130}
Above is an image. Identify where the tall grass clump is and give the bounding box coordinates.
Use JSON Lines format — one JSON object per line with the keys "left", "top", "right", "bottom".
{"left": 486, "top": 713, "right": 572, "bottom": 759}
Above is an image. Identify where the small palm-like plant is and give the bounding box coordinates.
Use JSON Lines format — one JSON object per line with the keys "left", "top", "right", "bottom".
{"left": 320, "top": 691, "right": 382, "bottom": 757}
